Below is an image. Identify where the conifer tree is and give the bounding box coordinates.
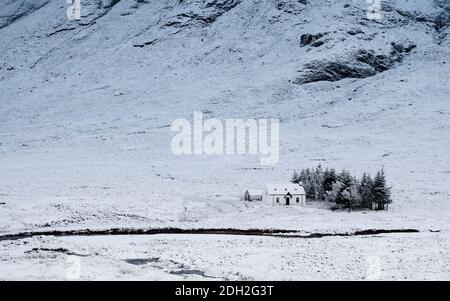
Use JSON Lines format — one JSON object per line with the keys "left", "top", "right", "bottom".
{"left": 359, "top": 173, "right": 374, "bottom": 209}
{"left": 333, "top": 170, "right": 352, "bottom": 208}
{"left": 312, "top": 165, "right": 324, "bottom": 200}
{"left": 371, "top": 169, "right": 392, "bottom": 210}
{"left": 302, "top": 168, "right": 315, "bottom": 200}
{"left": 322, "top": 168, "right": 337, "bottom": 195}
{"left": 291, "top": 170, "right": 299, "bottom": 184}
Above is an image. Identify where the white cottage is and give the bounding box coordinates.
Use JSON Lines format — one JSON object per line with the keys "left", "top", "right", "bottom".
{"left": 244, "top": 189, "right": 263, "bottom": 202}
{"left": 265, "top": 183, "right": 306, "bottom": 206}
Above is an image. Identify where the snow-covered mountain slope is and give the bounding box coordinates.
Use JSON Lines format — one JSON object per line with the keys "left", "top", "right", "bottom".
{"left": 0, "top": 0, "right": 449, "bottom": 233}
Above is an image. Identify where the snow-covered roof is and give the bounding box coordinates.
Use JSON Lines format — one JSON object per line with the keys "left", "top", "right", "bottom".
{"left": 246, "top": 189, "right": 263, "bottom": 196}
{"left": 266, "top": 184, "right": 305, "bottom": 195}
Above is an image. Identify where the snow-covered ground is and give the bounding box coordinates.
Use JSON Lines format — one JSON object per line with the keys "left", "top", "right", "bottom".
{"left": 1, "top": 231, "right": 449, "bottom": 280}
{"left": 0, "top": 0, "right": 449, "bottom": 280}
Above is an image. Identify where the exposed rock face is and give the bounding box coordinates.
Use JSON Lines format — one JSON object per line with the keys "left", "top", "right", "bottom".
{"left": 275, "top": 0, "right": 307, "bottom": 14}
{"left": 294, "top": 42, "right": 417, "bottom": 84}
{"left": 299, "top": 32, "right": 329, "bottom": 47}
{"left": 163, "top": 0, "right": 242, "bottom": 28}
{"left": 0, "top": 0, "right": 50, "bottom": 29}
{"left": 347, "top": 28, "right": 364, "bottom": 36}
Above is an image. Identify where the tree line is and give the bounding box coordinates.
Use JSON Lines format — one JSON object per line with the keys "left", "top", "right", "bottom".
{"left": 291, "top": 165, "right": 392, "bottom": 211}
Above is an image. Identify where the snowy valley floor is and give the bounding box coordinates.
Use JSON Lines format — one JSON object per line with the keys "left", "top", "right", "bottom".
{"left": 0, "top": 230, "right": 448, "bottom": 280}
{"left": 0, "top": 201, "right": 448, "bottom": 280}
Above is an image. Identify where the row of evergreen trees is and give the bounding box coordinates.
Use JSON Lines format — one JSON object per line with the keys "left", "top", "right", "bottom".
{"left": 291, "top": 165, "right": 392, "bottom": 211}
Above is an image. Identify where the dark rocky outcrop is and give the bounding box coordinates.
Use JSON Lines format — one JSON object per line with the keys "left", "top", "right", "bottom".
{"left": 163, "top": 0, "right": 241, "bottom": 28}
{"left": 0, "top": 0, "right": 50, "bottom": 29}
{"left": 300, "top": 32, "right": 329, "bottom": 47}
{"left": 275, "top": 0, "right": 307, "bottom": 14}
{"left": 132, "top": 38, "right": 158, "bottom": 48}
{"left": 347, "top": 28, "right": 364, "bottom": 36}
{"left": 294, "top": 41, "right": 416, "bottom": 84}
{"left": 435, "top": 11, "right": 450, "bottom": 33}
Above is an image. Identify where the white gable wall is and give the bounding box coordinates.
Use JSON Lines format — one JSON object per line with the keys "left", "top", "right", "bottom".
{"left": 264, "top": 183, "right": 306, "bottom": 206}
{"left": 264, "top": 193, "right": 306, "bottom": 206}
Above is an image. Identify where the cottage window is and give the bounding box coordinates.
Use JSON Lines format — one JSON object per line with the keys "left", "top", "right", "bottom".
{"left": 276, "top": 197, "right": 279, "bottom": 203}
{"left": 296, "top": 197, "right": 300, "bottom": 203}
